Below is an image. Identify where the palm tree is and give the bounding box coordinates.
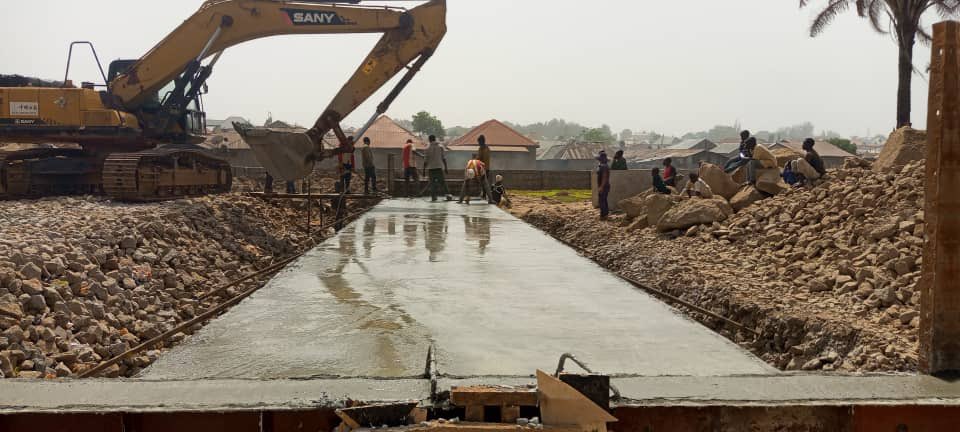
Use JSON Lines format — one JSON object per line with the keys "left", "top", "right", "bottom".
{"left": 799, "top": 1, "right": 960, "bottom": 128}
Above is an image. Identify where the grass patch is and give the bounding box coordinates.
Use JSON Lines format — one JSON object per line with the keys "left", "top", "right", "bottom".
{"left": 511, "top": 189, "right": 592, "bottom": 203}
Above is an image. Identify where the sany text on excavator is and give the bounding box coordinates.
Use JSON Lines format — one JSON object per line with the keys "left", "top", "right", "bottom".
{"left": 0, "top": 0, "right": 446, "bottom": 200}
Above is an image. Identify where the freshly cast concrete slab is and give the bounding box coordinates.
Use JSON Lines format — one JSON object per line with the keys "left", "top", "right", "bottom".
{"left": 2, "top": 375, "right": 960, "bottom": 413}
{"left": 0, "top": 378, "right": 428, "bottom": 413}
{"left": 142, "top": 200, "right": 774, "bottom": 379}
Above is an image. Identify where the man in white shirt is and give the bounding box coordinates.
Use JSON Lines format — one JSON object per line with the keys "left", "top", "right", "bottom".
{"left": 683, "top": 173, "right": 714, "bottom": 199}
{"left": 423, "top": 135, "right": 451, "bottom": 201}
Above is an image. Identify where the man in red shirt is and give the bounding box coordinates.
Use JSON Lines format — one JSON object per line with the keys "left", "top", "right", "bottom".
{"left": 402, "top": 139, "right": 423, "bottom": 197}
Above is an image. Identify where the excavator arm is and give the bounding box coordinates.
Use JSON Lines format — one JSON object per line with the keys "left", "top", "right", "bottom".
{"left": 110, "top": 0, "right": 446, "bottom": 180}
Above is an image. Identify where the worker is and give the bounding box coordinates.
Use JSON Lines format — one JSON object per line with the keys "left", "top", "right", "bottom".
{"left": 662, "top": 157, "right": 677, "bottom": 188}
{"left": 787, "top": 138, "right": 826, "bottom": 186}
{"left": 286, "top": 180, "right": 296, "bottom": 194}
{"left": 782, "top": 160, "right": 800, "bottom": 186}
{"left": 264, "top": 172, "right": 274, "bottom": 194}
{"left": 458, "top": 154, "right": 489, "bottom": 204}
{"left": 597, "top": 150, "right": 611, "bottom": 220}
{"left": 402, "top": 138, "right": 423, "bottom": 197}
{"left": 338, "top": 136, "right": 357, "bottom": 193}
{"left": 423, "top": 135, "right": 451, "bottom": 202}
{"left": 491, "top": 174, "right": 509, "bottom": 206}
{"left": 682, "top": 172, "right": 714, "bottom": 198}
{"left": 477, "top": 135, "right": 492, "bottom": 202}
{"left": 803, "top": 138, "right": 827, "bottom": 178}
{"left": 361, "top": 136, "right": 378, "bottom": 194}
{"left": 723, "top": 130, "right": 754, "bottom": 173}
{"left": 611, "top": 150, "right": 628, "bottom": 170}
{"left": 651, "top": 168, "right": 671, "bottom": 194}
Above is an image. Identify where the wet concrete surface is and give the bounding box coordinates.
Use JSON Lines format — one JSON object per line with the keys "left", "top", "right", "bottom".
{"left": 142, "top": 200, "right": 774, "bottom": 380}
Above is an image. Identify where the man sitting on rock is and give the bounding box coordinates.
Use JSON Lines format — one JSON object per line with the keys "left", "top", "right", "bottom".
{"left": 682, "top": 172, "right": 714, "bottom": 199}
{"left": 651, "top": 168, "right": 671, "bottom": 194}
{"left": 788, "top": 138, "right": 826, "bottom": 186}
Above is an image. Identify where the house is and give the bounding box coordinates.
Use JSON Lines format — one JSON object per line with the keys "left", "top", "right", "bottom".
{"left": 537, "top": 141, "right": 613, "bottom": 171}
{"left": 355, "top": 115, "right": 427, "bottom": 169}
{"left": 667, "top": 138, "right": 716, "bottom": 151}
{"left": 769, "top": 139, "right": 856, "bottom": 169}
{"left": 449, "top": 119, "right": 539, "bottom": 170}
{"left": 626, "top": 148, "right": 729, "bottom": 172}
{"left": 206, "top": 116, "right": 252, "bottom": 133}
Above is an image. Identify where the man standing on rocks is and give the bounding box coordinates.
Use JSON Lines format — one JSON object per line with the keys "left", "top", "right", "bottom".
{"left": 597, "top": 151, "right": 612, "bottom": 219}
{"left": 402, "top": 139, "right": 423, "bottom": 197}
{"left": 662, "top": 157, "right": 677, "bottom": 188}
{"left": 423, "top": 135, "right": 451, "bottom": 202}
{"left": 361, "top": 137, "right": 378, "bottom": 195}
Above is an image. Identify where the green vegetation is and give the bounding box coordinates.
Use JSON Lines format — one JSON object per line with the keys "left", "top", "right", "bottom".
{"left": 511, "top": 189, "right": 592, "bottom": 203}
{"left": 412, "top": 111, "right": 445, "bottom": 139}
{"left": 828, "top": 137, "right": 859, "bottom": 155}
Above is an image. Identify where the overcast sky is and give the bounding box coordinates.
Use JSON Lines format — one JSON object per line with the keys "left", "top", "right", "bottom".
{"left": 1, "top": 0, "right": 940, "bottom": 137}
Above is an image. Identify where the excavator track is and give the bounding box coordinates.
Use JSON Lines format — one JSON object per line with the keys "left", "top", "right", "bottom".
{"left": 0, "top": 147, "right": 101, "bottom": 199}
{"left": 102, "top": 147, "right": 232, "bottom": 201}
{"left": 0, "top": 146, "right": 231, "bottom": 201}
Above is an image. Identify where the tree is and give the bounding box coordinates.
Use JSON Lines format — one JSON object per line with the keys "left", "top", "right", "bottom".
{"left": 828, "top": 137, "right": 859, "bottom": 155}
{"left": 799, "top": 0, "right": 960, "bottom": 128}
{"left": 581, "top": 124, "right": 615, "bottom": 143}
{"left": 620, "top": 129, "right": 634, "bottom": 141}
{"left": 446, "top": 125, "right": 470, "bottom": 138}
{"left": 411, "top": 111, "right": 445, "bottom": 139}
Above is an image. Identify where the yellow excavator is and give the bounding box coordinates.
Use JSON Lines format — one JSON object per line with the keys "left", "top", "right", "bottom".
{"left": 0, "top": 0, "right": 446, "bottom": 200}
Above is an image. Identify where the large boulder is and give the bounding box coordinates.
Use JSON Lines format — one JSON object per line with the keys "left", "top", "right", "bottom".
{"left": 730, "top": 186, "right": 766, "bottom": 212}
{"left": 770, "top": 146, "right": 801, "bottom": 168}
{"left": 699, "top": 163, "right": 739, "bottom": 200}
{"left": 755, "top": 167, "right": 788, "bottom": 196}
{"left": 874, "top": 127, "right": 926, "bottom": 172}
{"left": 645, "top": 193, "right": 676, "bottom": 227}
{"left": 618, "top": 191, "right": 651, "bottom": 220}
{"left": 657, "top": 198, "right": 731, "bottom": 232}
{"left": 753, "top": 145, "right": 779, "bottom": 169}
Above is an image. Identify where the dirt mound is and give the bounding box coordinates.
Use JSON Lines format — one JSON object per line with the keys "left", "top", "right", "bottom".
{"left": 874, "top": 127, "right": 926, "bottom": 172}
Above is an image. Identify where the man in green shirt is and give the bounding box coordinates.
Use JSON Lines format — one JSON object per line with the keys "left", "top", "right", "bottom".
{"left": 611, "top": 150, "right": 628, "bottom": 170}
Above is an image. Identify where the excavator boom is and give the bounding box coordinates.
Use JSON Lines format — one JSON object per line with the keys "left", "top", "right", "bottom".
{"left": 112, "top": 0, "right": 447, "bottom": 180}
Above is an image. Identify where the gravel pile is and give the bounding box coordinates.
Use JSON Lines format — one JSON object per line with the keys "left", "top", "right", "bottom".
{"left": 0, "top": 192, "right": 370, "bottom": 378}
{"left": 512, "top": 161, "right": 925, "bottom": 372}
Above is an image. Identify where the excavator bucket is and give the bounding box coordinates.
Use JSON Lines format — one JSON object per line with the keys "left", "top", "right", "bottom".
{"left": 235, "top": 125, "right": 317, "bottom": 181}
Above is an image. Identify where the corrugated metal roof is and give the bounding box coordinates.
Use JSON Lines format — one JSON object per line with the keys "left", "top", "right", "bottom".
{"left": 710, "top": 142, "right": 741, "bottom": 156}
{"left": 626, "top": 148, "right": 707, "bottom": 163}
{"left": 450, "top": 119, "right": 539, "bottom": 148}
{"left": 667, "top": 138, "right": 715, "bottom": 150}
{"left": 538, "top": 142, "right": 613, "bottom": 160}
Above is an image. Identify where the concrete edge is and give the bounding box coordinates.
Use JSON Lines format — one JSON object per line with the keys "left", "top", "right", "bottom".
{"left": 2, "top": 374, "right": 959, "bottom": 414}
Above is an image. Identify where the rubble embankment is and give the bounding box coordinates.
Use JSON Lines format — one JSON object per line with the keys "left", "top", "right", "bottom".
{"left": 0, "top": 190, "right": 376, "bottom": 378}
{"left": 511, "top": 161, "right": 924, "bottom": 372}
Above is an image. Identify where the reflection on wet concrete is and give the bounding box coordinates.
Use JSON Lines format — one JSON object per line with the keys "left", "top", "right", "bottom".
{"left": 142, "top": 200, "right": 774, "bottom": 380}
